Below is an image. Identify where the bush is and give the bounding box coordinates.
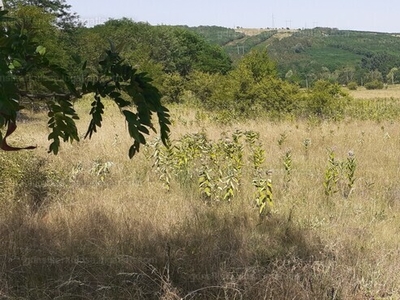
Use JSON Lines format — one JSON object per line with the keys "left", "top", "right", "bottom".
{"left": 303, "top": 80, "right": 349, "bottom": 119}
{"left": 347, "top": 81, "right": 358, "bottom": 90}
{"left": 0, "top": 152, "right": 66, "bottom": 211}
{"left": 364, "top": 80, "right": 384, "bottom": 90}
{"left": 161, "top": 72, "right": 185, "bottom": 103}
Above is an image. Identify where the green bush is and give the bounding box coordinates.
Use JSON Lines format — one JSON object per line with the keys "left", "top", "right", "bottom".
{"left": 347, "top": 81, "right": 358, "bottom": 90}
{"left": 161, "top": 72, "right": 185, "bottom": 103}
{"left": 303, "top": 80, "right": 350, "bottom": 119}
{"left": 364, "top": 80, "right": 384, "bottom": 90}
{"left": 202, "top": 49, "right": 300, "bottom": 118}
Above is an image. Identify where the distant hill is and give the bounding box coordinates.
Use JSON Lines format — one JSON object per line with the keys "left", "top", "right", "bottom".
{"left": 187, "top": 26, "right": 400, "bottom": 86}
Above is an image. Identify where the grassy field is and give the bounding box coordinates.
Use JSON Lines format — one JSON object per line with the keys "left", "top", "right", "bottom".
{"left": 1, "top": 91, "right": 400, "bottom": 299}
{"left": 348, "top": 84, "right": 400, "bottom": 99}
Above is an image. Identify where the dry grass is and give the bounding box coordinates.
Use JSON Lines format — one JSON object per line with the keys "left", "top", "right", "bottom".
{"left": 347, "top": 84, "right": 400, "bottom": 100}
{"left": 1, "top": 96, "right": 400, "bottom": 299}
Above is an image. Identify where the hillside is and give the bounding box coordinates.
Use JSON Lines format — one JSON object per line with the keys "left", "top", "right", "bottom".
{"left": 188, "top": 26, "right": 400, "bottom": 86}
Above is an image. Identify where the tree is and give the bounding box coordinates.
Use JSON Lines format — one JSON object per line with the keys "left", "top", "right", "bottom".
{"left": 158, "top": 27, "right": 232, "bottom": 76}
{"left": 0, "top": 10, "right": 170, "bottom": 157}
{"left": 336, "top": 67, "right": 355, "bottom": 85}
{"left": 235, "top": 49, "right": 277, "bottom": 83}
{"left": 367, "top": 69, "right": 383, "bottom": 82}
{"left": 74, "top": 20, "right": 232, "bottom": 79}
{"left": 387, "top": 67, "right": 399, "bottom": 85}
{"left": 6, "top": 6, "right": 76, "bottom": 96}
{"left": 361, "top": 53, "right": 400, "bottom": 81}
{"left": 4, "top": 0, "right": 80, "bottom": 30}
{"left": 161, "top": 72, "right": 185, "bottom": 103}
{"left": 203, "top": 49, "right": 299, "bottom": 117}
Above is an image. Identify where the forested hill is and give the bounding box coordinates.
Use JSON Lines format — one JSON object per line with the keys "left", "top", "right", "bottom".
{"left": 187, "top": 26, "right": 400, "bottom": 86}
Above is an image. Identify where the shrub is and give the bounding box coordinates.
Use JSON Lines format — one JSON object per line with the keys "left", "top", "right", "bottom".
{"left": 161, "top": 72, "right": 185, "bottom": 103}
{"left": 0, "top": 152, "right": 66, "bottom": 211}
{"left": 347, "top": 81, "right": 358, "bottom": 90}
{"left": 364, "top": 80, "right": 384, "bottom": 90}
{"left": 303, "top": 80, "right": 350, "bottom": 119}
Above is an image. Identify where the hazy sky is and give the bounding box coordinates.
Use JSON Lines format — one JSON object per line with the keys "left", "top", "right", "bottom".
{"left": 67, "top": 0, "right": 400, "bottom": 33}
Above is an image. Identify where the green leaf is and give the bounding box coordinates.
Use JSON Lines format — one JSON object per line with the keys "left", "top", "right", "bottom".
{"left": 36, "top": 45, "right": 46, "bottom": 56}
{"left": 48, "top": 139, "right": 60, "bottom": 155}
{"left": 128, "top": 144, "right": 137, "bottom": 159}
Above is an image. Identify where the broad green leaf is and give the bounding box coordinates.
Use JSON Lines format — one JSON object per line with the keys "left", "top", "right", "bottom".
{"left": 36, "top": 45, "right": 46, "bottom": 56}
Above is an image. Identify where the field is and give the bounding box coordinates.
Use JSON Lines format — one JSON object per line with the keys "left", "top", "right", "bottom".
{"left": 348, "top": 84, "right": 400, "bottom": 99}
{"left": 1, "top": 89, "right": 400, "bottom": 299}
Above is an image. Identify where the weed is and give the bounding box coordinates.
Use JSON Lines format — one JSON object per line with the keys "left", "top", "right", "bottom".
{"left": 253, "top": 177, "right": 273, "bottom": 215}
{"left": 278, "top": 131, "right": 287, "bottom": 148}
{"left": 324, "top": 149, "right": 340, "bottom": 197}
{"left": 283, "top": 149, "right": 292, "bottom": 187}
{"left": 344, "top": 150, "right": 356, "bottom": 198}
{"left": 149, "top": 130, "right": 273, "bottom": 212}
{"left": 90, "top": 160, "right": 114, "bottom": 183}
{"left": 303, "top": 138, "right": 311, "bottom": 158}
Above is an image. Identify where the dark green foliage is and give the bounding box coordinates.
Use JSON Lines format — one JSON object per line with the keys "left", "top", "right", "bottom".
{"left": 47, "top": 99, "right": 80, "bottom": 155}
{"left": 361, "top": 52, "right": 400, "bottom": 78}
{"left": 80, "top": 45, "right": 171, "bottom": 157}
{"left": 5, "top": 6, "right": 81, "bottom": 97}
{"left": 75, "top": 20, "right": 232, "bottom": 78}
{"left": 0, "top": 10, "right": 170, "bottom": 158}
{"left": 0, "top": 9, "right": 55, "bottom": 123}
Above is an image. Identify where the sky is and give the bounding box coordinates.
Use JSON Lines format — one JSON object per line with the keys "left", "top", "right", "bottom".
{"left": 67, "top": 0, "right": 400, "bottom": 33}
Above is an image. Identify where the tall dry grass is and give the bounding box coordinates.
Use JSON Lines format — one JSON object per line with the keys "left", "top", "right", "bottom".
{"left": 1, "top": 96, "right": 400, "bottom": 299}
